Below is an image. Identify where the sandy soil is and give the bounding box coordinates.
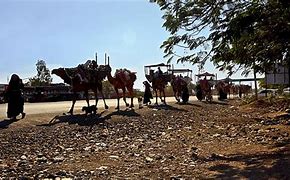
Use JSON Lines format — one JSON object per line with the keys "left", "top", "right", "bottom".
{"left": 0, "top": 98, "right": 289, "bottom": 179}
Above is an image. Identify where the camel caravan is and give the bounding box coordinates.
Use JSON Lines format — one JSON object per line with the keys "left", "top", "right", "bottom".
{"left": 195, "top": 73, "right": 252, "bottom": 101}
{"left": 52, "top": 53, "right": 136, "bottom": 114}
{"left": 144, "top": 63, "right": 192, "bottom": 105}
{"left": 52, "top": 54, "right": 252, "bottom": 115}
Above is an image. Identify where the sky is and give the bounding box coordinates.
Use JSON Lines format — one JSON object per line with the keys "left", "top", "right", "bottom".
{"left": 0, "top": 0, "right": 257, "bottom": 89}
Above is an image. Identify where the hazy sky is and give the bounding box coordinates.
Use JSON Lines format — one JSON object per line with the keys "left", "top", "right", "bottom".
{"left": 0, "top": 0, "right": 254, "bottom": 89}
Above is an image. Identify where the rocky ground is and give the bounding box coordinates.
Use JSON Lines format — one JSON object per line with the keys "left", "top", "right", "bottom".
{"left": 0, "top": 98, "right": 289, "bottom": 179}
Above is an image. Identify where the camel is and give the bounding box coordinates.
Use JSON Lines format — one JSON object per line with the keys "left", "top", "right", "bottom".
{"left": 230, "top": 85, "right": 239, "bottom": 98}
{"left": 107, "top": 68, "right": 137, "bottom": 110}
{"left": 147, "top": 72, "right": 172, "bottom": 105}
{"left": 152, "top": 77, "right": 167, "bottom": 105}
{"left": 197, "top": 79, "right": 213, "bottom": 102}
{"left": 215, "top": 80, "right": 231, "bottom": 100}
{"left": 51, "top": 65, "right": 110, "bottom": 115}
{"left": 238, "top": 84, "right": 252, "bottom": 98}
{"left": 171, "top": 75, "right": 189, "bottom": 103}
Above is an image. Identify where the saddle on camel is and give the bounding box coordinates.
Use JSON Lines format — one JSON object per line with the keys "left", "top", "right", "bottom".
{"left": 51, "top": 58, "right": 110, "bottom": 115}
{"left": 115, "top": 68, "right": 134, "bottom": 86}
{"left": 106, "top": 64, "right": 137, "bottom": 110}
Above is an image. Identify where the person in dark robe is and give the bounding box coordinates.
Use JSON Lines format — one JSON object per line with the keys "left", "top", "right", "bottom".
{"left": 181, "top": 86, "right": 189, "bottom": 103}
{"left": 143, "top": 81, "right": 153, "bottom": 105}
{"left": 6, "top": 74, "right": 25, "bottom": 120}
{"left": 195, "top": 84, "right": 203, "bottom": 101}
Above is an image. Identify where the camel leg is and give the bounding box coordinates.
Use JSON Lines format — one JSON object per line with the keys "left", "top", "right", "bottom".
{"left": 177, "top": 90, "right": 181, "bottom": 103}
{"left": 128, "top": 86, "right": 134, "bottom": 108}
{"left": 115, "top": 88, "right": 120, "bottom": 110}
{"left": 159, "top": 90, "right": 163, "bottom": 102}
{"left": 154, "top": 88, "right": 158, "bottom": 105}
{"left": 122, "top": 87, "right": 129, "bottom": 107}
{"left": 94, "top": 90, "right": 99, "bottom": 107}
{"left": 97, "top": 84, "right": 109, "bottom": 109}
{"left": 68, "top": 92, "right": 77, "bottom": 115}
{"left": 84, "top": 91, "right": 90, "bottom": 107}
{"left": 173, "top": 87, "right": 180, "bottom": 102}
{"left": 162, "top": 88, "right": 166, "bottom": 105}
{"left": 130, "top": 96, "right": 134, "bottom": 108}
{"left": 94, "top": 90, "right": 102, "bottom": 111}
{"left": 175, "top": 93, "right": 180, "bottom": 102}
{"left": 100, "top": 91, "right": 109, "bottom": 109}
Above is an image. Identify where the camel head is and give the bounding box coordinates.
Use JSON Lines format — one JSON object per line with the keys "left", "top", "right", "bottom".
{"left": 51, "top": 68, "right": 66, "bottom": 78}
{"left": 51, "top": 67, "right": 73, "bottom": 85}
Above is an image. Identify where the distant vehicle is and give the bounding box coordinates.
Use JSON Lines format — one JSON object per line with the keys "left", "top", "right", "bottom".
{"left": 258, "top": 89, "right": 278, "bottom": 97}
{"left": 283, "top": 87, "right": 290, "bottom": 95}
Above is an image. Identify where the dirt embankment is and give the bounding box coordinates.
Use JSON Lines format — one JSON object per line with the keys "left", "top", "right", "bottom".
{"left": 0, "top": 99, "right": 289, "bottom": 179}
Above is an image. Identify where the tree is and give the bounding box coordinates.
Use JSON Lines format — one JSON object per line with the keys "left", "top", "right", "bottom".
{"left": 153, "top": 0, "right": 290, "bottom": 76}
{"left": 29, "top": 60, "right": 52, "bottom": 86}
{"left": 102, "top": 80, "right": 115, "bottom": 98}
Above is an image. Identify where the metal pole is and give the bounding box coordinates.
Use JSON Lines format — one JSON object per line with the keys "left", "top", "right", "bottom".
{"left": 105, "top": 53, "right": 107, "bottom": 65}
{"left": 95, "top": 52, "right": 98, "bottom": 64}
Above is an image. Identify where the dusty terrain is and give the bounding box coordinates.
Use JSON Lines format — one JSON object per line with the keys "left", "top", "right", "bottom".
{"left": 0, "top": 98, "right": 289, "bottom": 179}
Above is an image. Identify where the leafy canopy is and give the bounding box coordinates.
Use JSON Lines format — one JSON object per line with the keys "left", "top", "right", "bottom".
{"left": 153, "top": 0, "right": 290, "bottom": 75}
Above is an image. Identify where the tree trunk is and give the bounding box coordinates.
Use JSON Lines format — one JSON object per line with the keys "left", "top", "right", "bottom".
{"left": 254, "top": 66, "right": 258, "bottom": 100}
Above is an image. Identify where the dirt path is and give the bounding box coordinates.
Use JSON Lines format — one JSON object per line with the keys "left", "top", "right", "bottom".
{"left": 0, "top": 99, "right": 289, "bottom": 179}
{"left": 0, "top": 96, "right": 195, "bottom": 119}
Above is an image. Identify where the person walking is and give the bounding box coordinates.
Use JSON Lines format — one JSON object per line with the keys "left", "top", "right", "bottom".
{"left": 143, "top": 81, "right": 153, "bottom": 105}
{"left": 6, "top": 74, "right": 25, "bottom": 120}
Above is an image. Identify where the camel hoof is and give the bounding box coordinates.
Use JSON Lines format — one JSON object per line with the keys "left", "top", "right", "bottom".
{"left": 105, "top": 105, "right": 109, "bottom": 109}
{"left": 67, "top": 111, "right": 73, "bottom": 115}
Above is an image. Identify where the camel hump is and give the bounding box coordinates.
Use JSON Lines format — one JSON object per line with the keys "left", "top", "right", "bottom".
{"left": 115, "top": 68, "right": 133, "bottom": 84}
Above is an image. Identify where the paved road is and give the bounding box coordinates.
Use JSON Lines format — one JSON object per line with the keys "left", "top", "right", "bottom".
{"left": 0, "top": 96, "right": 201, "bottom": 118}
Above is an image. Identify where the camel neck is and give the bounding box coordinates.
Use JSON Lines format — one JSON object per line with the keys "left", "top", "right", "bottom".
{"left": 62, "top": 70, "right": 72, "bottom": 85}
{"left": 107, "top": 72, "right": 115, "bottom": 84}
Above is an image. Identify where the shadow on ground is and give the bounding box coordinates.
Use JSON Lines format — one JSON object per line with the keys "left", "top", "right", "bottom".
{"left": 206, "top": 146, "right": 290, "bottom": 179}
{"left": 38, "top": 111, "right": 107, "bottom": 127}
{"left": 38, "top": 109, "right": 140, "bottom": 127}
{"left": 147, "top": 104, "right": 188, "bottom": 111}
{"left": 0, "top": 118, "right": 19, "bottom": 129}
{"left": 203, "top": 100, "right": 229, "bottom": 105}
{"left": 177, "top": 102, "right": 202, "bottom": 107}
{"left": 102, "top": 108, "right": 140, "bottom": 120}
